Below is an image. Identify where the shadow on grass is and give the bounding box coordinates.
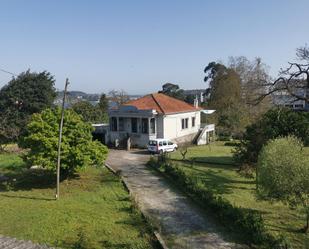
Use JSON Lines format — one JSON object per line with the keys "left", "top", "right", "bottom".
{"left": 2, "top": 168, "right": 55, "bottom": 189}
{"left": 172, "top": 155, "right": 237, "bottom": 166}
{"left": 192, "top": 156, "right": 236, "bottom": 165}
{"left": 0, "top": 193, "right": 54, "bottom": 201}
{"left": 0, "top": 167, "right": 81, "bottom": 192}
{"left": 267, "top": 223, "right": 304, "bottom": 234}
{"left": 174, "top": 162, "right": 255, "bottom": 195}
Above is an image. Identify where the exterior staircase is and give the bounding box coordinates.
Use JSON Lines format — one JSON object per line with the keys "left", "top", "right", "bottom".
{"left": 194, "top": 123, "right": 215, "bottom": 145}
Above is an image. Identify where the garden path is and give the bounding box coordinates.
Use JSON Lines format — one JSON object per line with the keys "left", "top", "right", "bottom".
{"left": 106, "top": 149, "right": 244, "bottom": 249}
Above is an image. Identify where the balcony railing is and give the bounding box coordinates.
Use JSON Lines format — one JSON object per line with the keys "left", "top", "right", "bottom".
{"left": 200, "top": 123, "right": 215, "bottom": 131}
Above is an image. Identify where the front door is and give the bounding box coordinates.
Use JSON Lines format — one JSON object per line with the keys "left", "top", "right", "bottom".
{"left": 131, "top": 118, "right": 138, "bottom": 133}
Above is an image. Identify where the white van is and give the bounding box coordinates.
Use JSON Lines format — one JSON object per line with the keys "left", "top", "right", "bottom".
{"left": 147, "top": 139, "right": 178, "bottom": 154}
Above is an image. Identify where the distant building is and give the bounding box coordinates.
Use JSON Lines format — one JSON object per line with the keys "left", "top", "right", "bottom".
{"left": 272, "top": 89, "right": 309, "bottom": 111}
{"left": 183, "top": 89, "right": 207, "bottom": 104}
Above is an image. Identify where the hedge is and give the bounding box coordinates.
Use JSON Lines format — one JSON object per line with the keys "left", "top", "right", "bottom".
{"left": 147, "top": 157, "right": 286, "bottom": 248}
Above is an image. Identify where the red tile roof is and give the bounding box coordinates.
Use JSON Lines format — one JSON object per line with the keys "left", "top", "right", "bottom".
{"left": 123, "top": 93, "right": 202, "bottom": 114}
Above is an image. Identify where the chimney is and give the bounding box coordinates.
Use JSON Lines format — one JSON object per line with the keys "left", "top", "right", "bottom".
{"left": 194, "top": 96, "right": 199, "bottom": 108}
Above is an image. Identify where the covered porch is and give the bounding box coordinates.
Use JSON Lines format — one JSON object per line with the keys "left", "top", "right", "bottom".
{"left": 108, "top": 106, "right": 158, "bottom": 147}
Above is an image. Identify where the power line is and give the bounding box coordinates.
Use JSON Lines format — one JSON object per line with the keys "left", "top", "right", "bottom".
{"left": 0, "top": 68, "right": 18, "bottom": 76}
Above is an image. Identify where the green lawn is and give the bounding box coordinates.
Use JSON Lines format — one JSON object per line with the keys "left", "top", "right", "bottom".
{"left": 169, "top": 142, "right": 309, "bottom": 248}
{"left": 0, "top": 153, "right": 158, "bottom": 249}
{"left": 171, "top": 141, "right": 236, "bottom": 165}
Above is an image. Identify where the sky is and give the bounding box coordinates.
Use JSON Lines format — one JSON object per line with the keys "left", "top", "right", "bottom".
{"left": 0, "top": 0, "right": 308, "bottom": 94}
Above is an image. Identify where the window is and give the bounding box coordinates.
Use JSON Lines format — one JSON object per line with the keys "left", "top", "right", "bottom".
{"left": 163, "top": 140, "right": 167, "bottom": 146}
{"left": 150, "top": 118, "right": 156, "bottom": 134}
{"left": 192, "top": 117, "right": 195, "bottom": 127}
{"left": 148, "top": 140, "right": 157, "bottom": 146}
{"left": 295, "top": 104, "right": 304, "bottom": 108}
{"left": 119, "top": 117, "right": 124, "bottom": 131}
{"left": 110, "top": 117, "right": 118, "bottom": 131}
{"left": 159, "top": 141, "right": 163, "bottom": 146}
{"left": 181, "top": 118, "right": 189, "bottom": 129}
{"left": 168, "top": 141, "right": 173, "bottom": 145}
{"left": 141, "top": 118, "right": 148, "bottom": 133}
{"left": 131, "top": 118, "right": 138, "bottom": 133}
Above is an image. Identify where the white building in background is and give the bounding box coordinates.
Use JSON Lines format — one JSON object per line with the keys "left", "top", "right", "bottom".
{"left": 106, "top": 93, "right": 215, "bottom": 147}
{"left": 272, "top": 89, "right": 309, "bottom": 111}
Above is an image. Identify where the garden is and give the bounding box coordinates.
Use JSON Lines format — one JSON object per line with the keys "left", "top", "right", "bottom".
{"left": 0, "top": 149, "right": 159, "bottom": 249}
{"left": 148, "top": 140, "right": 309, "bottom": 248}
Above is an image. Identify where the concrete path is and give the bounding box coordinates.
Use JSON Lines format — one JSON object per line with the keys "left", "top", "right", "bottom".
{"left": 0, "top": 235, "right": 54, "bottom": 249}
{"left": 106, "top": 150, "right": 244, "bottom": 249}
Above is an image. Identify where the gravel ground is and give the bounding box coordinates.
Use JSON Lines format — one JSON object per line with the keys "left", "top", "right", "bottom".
{"left": 0, "top": 235, "right": 54, "bottom": 249}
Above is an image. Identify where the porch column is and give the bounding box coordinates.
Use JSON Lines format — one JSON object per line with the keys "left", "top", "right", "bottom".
{"left": 148, "top": 117, "right": 155, "bottom": 135}
{"left": 116, "top": 117, "right": 119, "bottom": 131}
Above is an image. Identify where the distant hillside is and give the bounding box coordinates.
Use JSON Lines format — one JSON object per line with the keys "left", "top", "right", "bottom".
{"left": 54, "top": 91, "right": 143, "bottom": 107}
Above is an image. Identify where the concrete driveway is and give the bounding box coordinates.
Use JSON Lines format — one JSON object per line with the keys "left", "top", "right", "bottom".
{"left": 106, "top": 149, "right": 243, "bottom": 249}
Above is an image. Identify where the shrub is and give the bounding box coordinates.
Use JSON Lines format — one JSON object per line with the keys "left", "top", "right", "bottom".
{"left": 234, "top": 108, "right": 309, "bottom": 165}
{"left": 21, "top": 108, "right": 108, "bottom": 177}
{"left": 257, "top": 136, "right": 309, "bottom": 233}
{"left": 149, "top": 160, "right": 283, "bottom": 248}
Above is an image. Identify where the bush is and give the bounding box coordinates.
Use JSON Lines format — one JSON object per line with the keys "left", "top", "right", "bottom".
{"left": 234, "top": 108, "right": 309, "bottom": 165}
{"left": 21, "top": 108, "right": 108, "bottom": 177}
{"left": 149, "top": 159, "right": 283, "bottom": 248}
{"left": 257, "top": 136, "right": 309, "bottom": 233}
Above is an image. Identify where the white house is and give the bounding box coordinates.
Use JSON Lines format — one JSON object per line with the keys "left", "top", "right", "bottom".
{"left": 107, "top": 93, "right": 215, "bottom": 147}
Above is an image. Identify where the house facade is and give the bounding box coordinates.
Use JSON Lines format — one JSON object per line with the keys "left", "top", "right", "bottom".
{"left": 107, "top": 93, "right": 214, "bottom": 147}
{"left": 272, "top": 89, "right": 309, "bottom": 111}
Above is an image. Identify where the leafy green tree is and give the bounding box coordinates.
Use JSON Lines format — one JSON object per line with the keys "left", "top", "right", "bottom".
{"left": 204, "top": 62, "right": 245, "bottom": 136}
{"left": 0, "top": 70, "right": 56, "bottom": 145}
{"left": 257, "top": 136, "right": 309, "bottom": 233}
{"left": 234, "top": 108, "right": 309, "bottom": 164}
{"left": 72, "top": 101, "right": 98, "bottom": 123}
{"left": 72, "top": 98, "right": 109, "bottom": 123}
{"left": 0, "top": 109, "right": 19, "bottom": 152}
{"left": 98, "top": 93, "right": 109, "bottom": 113}
{"left": 22, "top": 108, "right": 108, "bottom": 177}
{"left": 159, "top": 83, "right": 186, "bottom": 101}
{"left": 97, "top": 93, "right": 109, "bottom": 122}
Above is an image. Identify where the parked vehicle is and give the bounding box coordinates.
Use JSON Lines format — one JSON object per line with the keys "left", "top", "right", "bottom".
{"left": 147, "top": 139, "right": 178, "bottom": 154}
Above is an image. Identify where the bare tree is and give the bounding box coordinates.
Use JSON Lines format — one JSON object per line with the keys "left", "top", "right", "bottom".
{"left": 229, "top": 57, "right": 271, "bottom": 100}
{"left": 257, "top": 45, "right": 309, "bottom": 103}
{"left": 229, "top": 56, "right": 272, "bottom": 118}
{"left": 108, "top": 89, "right": 130, "bottom": 107}
{"left": 179, "top": 142, "right": 191, "bottom": 160}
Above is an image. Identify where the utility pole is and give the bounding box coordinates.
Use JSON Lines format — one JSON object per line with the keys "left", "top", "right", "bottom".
{"left": 56, "top": 78, "right": 69, "bottom": 200}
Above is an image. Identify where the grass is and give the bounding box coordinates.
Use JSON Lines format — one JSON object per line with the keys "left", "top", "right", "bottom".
{"left": 0, "top": 152, "right": 159, "bottom": 249}
{"left": 168, "top": 142, "right": 309, "bottom": 248}
{"left": 171, "top": 141, "right": 236, "bottom": 165}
